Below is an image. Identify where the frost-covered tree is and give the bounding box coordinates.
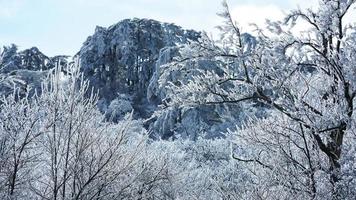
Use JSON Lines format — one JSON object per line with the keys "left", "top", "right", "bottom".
{"left": 228, "top": 113, "right": 332, "bottom": 199}
{"left": 158, "top": 0, "right": 356, "bottom": 198}
{"left": 29, "top": 64, "right": 158, "bottom": 200}
{"left": 0, "top": 63, "right": 171, "bottom": 199}
{"left": 0, "top": 89, "right": 43, "bottom": 199}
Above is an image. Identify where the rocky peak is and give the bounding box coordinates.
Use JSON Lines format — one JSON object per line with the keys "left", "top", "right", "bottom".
{"left": 0, "top": 44, "right": 69, "bottom": 73}
{"left": 78, "top": 18, "right": 200, "bottom": 118}
{"left": 0, "top": 45, "right": 70, "bottom": 98}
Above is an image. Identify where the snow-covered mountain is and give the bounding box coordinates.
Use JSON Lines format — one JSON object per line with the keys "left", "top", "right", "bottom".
{"left": 0, "top": 18, "right": 257, "bottom": 139}
{"left": 0, "top": 18, "right": 206, "bottom": 138}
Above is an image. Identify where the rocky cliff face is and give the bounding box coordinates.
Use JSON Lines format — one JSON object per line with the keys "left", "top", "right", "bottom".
{"left": 77, "top": 18, "right": 200, "bottom": 119}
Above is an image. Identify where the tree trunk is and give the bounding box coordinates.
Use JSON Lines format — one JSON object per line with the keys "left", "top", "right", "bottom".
{"left": 327, "top": 123, "right": 346, "bottom": 198}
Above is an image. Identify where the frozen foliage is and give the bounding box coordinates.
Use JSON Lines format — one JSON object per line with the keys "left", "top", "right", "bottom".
{"left": 0, "top": 64, "right": 155, "bottom": 199}
{"left": 147, "top": 42, "right": 259, "bottom": 139}
{"left": 104, "top": 93, "right": 133, "bottom": 122}
{"left": 0, "top": 69, "right": 49, "bottom": 98}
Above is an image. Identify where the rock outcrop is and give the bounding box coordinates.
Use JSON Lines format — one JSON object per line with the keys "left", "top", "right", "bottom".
{"left": 77, "top": 18, "right": 200, "bottom": 118}
{"left": 0, "top": 44, "right": 68, "bottom": 73}
{"left": 0, "top": 45, "right": 69, "bottom": 97}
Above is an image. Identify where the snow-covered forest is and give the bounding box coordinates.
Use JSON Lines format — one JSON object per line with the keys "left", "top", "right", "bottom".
{"left": 0, "top": 0, "right": 356, "bottom": 199}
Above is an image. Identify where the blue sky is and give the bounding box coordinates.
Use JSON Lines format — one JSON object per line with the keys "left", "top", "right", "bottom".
{"left": 0, "top": 0, "right": 316, "bottom": 56}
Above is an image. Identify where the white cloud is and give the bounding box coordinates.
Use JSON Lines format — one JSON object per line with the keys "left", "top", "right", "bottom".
{"left": 290, "top": 0, "right": 318, "bottom": 9}
{"left": 230, "top": 4, "right": 285, "bottom": 33}
{"left": 229, "top": 1, "right": 356, "bottom": 38}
